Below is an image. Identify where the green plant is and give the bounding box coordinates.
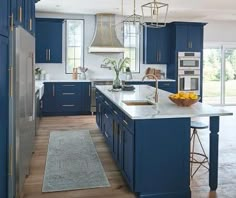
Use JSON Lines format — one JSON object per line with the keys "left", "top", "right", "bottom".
{"left": 35, "top": 67, "right": 41, "bottom": 75}
{"left": 103, "top": 57, "right": 130, "bottom": 75}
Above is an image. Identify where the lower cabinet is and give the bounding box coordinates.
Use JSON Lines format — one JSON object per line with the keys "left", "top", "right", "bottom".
{"left": 96, "top": 89, "right": 134, "bottom": 190}
{"left": 42, "top": 82, "right": 91, "bottom": 115}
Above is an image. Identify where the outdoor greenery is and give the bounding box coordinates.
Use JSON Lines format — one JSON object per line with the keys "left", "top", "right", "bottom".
{"left": 203, "top": 48, "right": 236, "bottom": 81}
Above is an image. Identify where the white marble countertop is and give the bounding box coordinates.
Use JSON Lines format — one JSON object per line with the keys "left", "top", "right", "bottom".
{"left": 96, "top": 85, "right": 233, "bottom": 120}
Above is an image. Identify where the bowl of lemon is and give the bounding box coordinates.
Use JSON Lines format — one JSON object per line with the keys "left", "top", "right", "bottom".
{"left": 168, "top": 92, "right": 200, "bottom": 107}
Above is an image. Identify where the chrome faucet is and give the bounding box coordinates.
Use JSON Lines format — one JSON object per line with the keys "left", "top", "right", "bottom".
{"left": 142, "top": 74, "right": 158, "bottom": 103}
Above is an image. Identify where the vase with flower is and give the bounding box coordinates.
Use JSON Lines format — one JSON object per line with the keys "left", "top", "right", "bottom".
{"left": 79, "top": 66, "right": 88, "bottom": 80}
{"left": 103, "top": 57, "right": 130, "bottom": 89}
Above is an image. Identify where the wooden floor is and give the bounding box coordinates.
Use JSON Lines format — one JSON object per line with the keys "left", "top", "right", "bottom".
{"left": 23, "top": 106, "right": 236, "bottom": 198}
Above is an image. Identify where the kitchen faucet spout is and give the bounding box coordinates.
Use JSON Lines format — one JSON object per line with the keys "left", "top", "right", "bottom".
{"left": 142, "top": 74, "right": 158, "bottom": 103}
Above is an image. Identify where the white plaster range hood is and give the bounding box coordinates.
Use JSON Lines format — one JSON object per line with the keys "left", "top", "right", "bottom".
{"left": 89, "top": 13, "right": 124, "bottom": 53}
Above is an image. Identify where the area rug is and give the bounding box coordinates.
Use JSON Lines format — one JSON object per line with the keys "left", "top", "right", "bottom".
{"left": 42, "top": 130, "right": 110, "bottom": 192}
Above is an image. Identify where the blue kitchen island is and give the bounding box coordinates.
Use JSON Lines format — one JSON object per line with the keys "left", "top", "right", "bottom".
{"left": 95, "top": 85, "right": 232, "bottom": 198}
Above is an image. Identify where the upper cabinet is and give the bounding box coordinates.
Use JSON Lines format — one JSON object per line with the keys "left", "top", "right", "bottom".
{"left": 171, "top": 22, "right": 205, "bottom": 52}
{"left": 35, "top": 18, "right": 63, "bottom": 63}
{"left": 143, "top": 25, "right": 170, "bottom": 64}
{"left": 0, "top": 0, "right": 9, "bottom": 37}
{"left": 10, "top": 0, "right": 35, "bottom": 34}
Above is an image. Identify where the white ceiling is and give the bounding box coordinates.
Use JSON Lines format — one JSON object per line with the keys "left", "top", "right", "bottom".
{"left": 36, "top": 0, "right": 236, "bottom": 22}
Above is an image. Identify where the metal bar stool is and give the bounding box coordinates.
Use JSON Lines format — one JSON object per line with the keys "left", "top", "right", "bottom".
{"left": 190, "top": 121, "right": 209, "bottom": 177}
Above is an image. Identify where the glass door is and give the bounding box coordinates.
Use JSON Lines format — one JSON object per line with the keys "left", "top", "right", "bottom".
{"left": 203, "top": 46, "right": 236, "bottom": 105}
{"left": 203, "top": 48, "right": 222, "bottom": 104}
{"left": 224, "top": 48, "right": 236, "bottom": 105}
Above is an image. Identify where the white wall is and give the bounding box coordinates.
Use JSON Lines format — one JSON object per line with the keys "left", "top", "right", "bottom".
{"left": 204, "top": 21, "right": 236, "bottom": 43}
{"left": 36, "top": 12, "right": 166, "bottom": 80}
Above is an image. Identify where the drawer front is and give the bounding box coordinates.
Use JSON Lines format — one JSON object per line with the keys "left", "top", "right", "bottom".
{"left": 56, "top": 83, "right": 82, "bottom": 93}
{"left": 122, "top": 113, "right": 134, "bottom": 133}
{"left": 158, "top": 81, "right": 175, "bottom": 88}
{"left": 57, "top": 103, "right": 81, "bottom": 112}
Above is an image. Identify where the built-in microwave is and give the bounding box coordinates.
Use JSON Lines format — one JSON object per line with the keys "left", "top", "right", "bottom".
{"left": 178, "top": 52, "right": 201, "bottom": 70}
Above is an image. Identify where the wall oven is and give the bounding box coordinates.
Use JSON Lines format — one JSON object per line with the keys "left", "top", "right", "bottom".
{"left": 178, "top": 52, "right": 201, "bottom": 70}
{"left": 178, "top": 52, "right": 201, "bottom": 95}
{"left": 178, "top": 70, "right": 200, "bottom": 95}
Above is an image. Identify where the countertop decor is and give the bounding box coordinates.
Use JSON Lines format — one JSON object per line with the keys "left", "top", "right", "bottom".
{"left": 103, "top": 57, "right": 130, "bottom": 89}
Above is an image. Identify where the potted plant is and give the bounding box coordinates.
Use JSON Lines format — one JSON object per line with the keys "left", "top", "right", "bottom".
{"left": 35, "top": 67, "right": 41, "bottom": 80}
{"left": 79, "top": 66, "right": 88, "bottom": 80}
{"left": 103, "top": 57, "right": 130, "bottom": 89}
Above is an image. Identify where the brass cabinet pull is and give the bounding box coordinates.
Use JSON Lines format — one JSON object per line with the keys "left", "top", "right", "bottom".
{"left": 62, "top": 93, "right": 75, "bottom": 95}
{"left": 29, "top": 18, "right": 32, "bottom": 31}
{"left": 8, "top": 145, "right": 13, "bottom": 176}
{"left": 162, "top": 83, "right": 170, "bottom": 86}
{"left": 123, "top": 119, "right": 128, "bottom": 125}
{"left": 105, "top": 101, "right": 109, "bottom": 106}
{"left": 62, "top": 84, "right": 75, "bottom": 87}
{"left": 48, "top": 49, "right": 51, "bottom": 61}
{"left": 19, "top": 6, "right": 22, "bottom": 22}
{"left": 113, "top": 110, "right": 118, "bottom": 115}
{"left": 62, "top": 104, "right": 75, "bottom": 107}
{"left": 190, "top": 41, "right": 193, "bottom": 48}
{"left": 46, "top": 49, "right": 48, "bottom": 61}
{"left": 105, "top": 113, "right": 108, "bottom": 119}
{"left": 10, "top": 13, "right": 14, "bottom": 32}
{"left": 105, "top": 131, "right": 109, "bottom": 138}
{"left": 89, "top": 85, "right": 91, "bottom": 96}
{"left": 53, "top": 84, "right": 55, "bottom": 96}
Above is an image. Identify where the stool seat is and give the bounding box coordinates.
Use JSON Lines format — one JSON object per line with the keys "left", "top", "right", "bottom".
{"left": 191, "top": 121, "right": 208, "bottom": 129}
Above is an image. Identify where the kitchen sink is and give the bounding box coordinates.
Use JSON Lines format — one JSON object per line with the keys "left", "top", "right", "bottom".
{"left": 122, "top": 100, "right": 155, "bottom": 106}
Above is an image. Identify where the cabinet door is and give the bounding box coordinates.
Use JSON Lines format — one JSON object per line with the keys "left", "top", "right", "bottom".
{"left": 35, "top": 19, "right": 49, "bottom": 63}
{"left": 0, "top": 36, "right": 8, "bottom": 198}
{"left": 175, "top": 24, "right": 189, "bottom": 51}
{"left": 35, "top": 19, "right": 63, "bottom": 63}
{"left": 47, "top": 20, "right": 63, "bottom": 63}
{"left": 42, "top": 83, "right": 57, "bottom": 113}
{"left": 158, "top": 81, "right": 176, "bottom": 93}
{"left": 143, "top": 27, "right": 158, "bottom": 64}
{"left": 157, "top": 27, "right": 170, "bottom": 64}
{"left": 188, "top": 25, "right": 203, "bottom": 52}
{"left": 81, "top": 83, "right": 91, "bottom": 112}
{"left": 123, "top": 126, "right": 134, "bottom": 189}
{"left": 0, "top": 0, "right": 9, "bottom": 36}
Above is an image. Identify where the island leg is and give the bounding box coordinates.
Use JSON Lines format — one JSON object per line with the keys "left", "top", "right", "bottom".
{"left": 209, "top": 116, "right": 220, "bottom": 191}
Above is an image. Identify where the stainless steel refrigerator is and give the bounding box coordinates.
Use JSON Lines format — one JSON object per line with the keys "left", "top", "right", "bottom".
{"left": 8, "top": 26, "right": 35, "bottom": 198}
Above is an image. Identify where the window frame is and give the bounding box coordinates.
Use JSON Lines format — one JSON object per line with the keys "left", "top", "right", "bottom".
{"left": 65, "top": 19, "right": 85, "bottom": 74}
{"left": 123, "top": 22, "right": 141, "bottom": 73}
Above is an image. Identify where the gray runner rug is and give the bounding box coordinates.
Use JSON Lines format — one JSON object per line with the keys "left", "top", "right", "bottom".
{"left": 42, "top": 130, "right": 110, "bottom": 192}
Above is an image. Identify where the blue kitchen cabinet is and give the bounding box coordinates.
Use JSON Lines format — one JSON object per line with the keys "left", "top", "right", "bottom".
{"left": 122, "top": 125, "right": 134, "bottom": 190}
{"left": 42, "top": 83, "right": 57, "bottom": 114}
{"left": 43, "top": 82, "right": 91, "bottom": 115}
{"left": 172, "top": 22, "right": 204, "bottom": 52}
{"left": 35, "top": 18, "right": 63, "bottom": 63}
{"left": 81, "top": 82, "right": 91, "bottom": 112}
{"left": 143, "top": 25, "right": 170, "bottom": 64}
{"left": 159, "top": 81, "right": 176, "bottom": 93}
{"left": 0, "top": 0, "right": 9, "bottom": 36}
{"left": 23, "top": 0, "right": 35, "bottom": 34}
{"left": 0, "top": 36, "right": 9, "bottom": 198}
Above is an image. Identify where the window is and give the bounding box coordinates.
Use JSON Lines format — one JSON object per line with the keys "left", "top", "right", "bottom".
{"left": 66, "top": 20, "right": 84, "bottom": 73}
{"left": 123, "top": 22, "right": 140, "bottom": 73}
{"left": 203, "top": 45, "right": 236, "bottom": 105}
